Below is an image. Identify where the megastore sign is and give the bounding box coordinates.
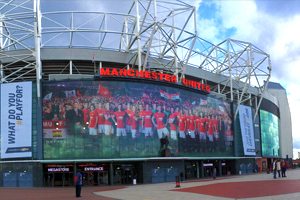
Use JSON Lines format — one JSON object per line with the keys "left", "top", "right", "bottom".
{"left": 99, "top": 67, "right": 211, "bottom": 93}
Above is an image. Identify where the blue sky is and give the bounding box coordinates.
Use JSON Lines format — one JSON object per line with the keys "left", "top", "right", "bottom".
{"left": 198, "top": 0, "right": 237, "bottom": 38}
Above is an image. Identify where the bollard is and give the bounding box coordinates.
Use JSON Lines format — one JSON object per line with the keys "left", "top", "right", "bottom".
{"left": 175, "top": 175, "right": 180, "bottom": 188}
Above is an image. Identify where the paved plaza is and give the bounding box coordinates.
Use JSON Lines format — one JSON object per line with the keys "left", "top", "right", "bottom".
{"left": 1, "top": 169, "right": 300, "bottom": 200}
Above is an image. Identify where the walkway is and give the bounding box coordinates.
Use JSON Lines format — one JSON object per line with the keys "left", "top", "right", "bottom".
{"left": 95, "top": 169, "right": 300, "bottom": 200}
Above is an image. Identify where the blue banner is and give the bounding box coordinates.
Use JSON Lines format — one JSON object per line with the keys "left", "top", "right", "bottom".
{"left": 239, "top": 105, "right": 256, "bottom": 156}
{"left": 1, "top": 82, "right": 32, "bottom": 159}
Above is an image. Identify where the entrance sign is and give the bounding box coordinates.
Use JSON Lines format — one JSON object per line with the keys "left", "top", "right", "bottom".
{"left": 84, "top": 167, "right": 104, "bottom": 171}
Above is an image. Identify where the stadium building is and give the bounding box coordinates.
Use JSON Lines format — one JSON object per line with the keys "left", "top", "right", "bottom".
{"left": 0, "top": 0, "right": 293, "bottom": 187}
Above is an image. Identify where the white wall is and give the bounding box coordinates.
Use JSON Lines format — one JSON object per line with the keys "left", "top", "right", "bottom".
{"left": 267, "top": 89, "right": 293, "bottom": 159}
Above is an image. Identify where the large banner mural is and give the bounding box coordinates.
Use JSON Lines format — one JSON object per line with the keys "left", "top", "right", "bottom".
{"left": 1, "top": 82, "right": 32, "bottom": 159}
{"left": 42, "top": 80, "right": 233, "bottom": 159}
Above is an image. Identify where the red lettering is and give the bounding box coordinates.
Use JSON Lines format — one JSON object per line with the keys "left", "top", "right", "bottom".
{"left": 171, "top": 75, "right": 177, "bottom": 83}
{"left": 127, "top": 69, "right": 135, "bottom": 76}
{"left": 151, "top": 71, "right": 158, "bottom": 79}
{"left": 119, "top": 69, "right": 128, "bottom": 76}
{"left": 158, "top": 72, "right": 164, "bottom": 81}
{"left": 111, "top": 68, "right": 119, "bottom": 76}
{"left": 99, "top": 67, "right": 209, "bottom": 93}
{"left": 181, "top": 78, "right": 187, "bottom": 86}
{"left": 196, "top": 82, "right": 201, "bottom": 90}
{"left": 135, "top": 70, "right": 144, "bottom": 78}
{"left": 186, "top": 79, "right": 191, "bottom": 87}
{"left": 164, "top": 74, "right": 171, "bottom": 82}
{"left": 191, "top": 80, "right": 197, "bottom": 88}
{"left": 100, "top": 68, "right": 111, "bottom": 76}
{"left": 144, "top": 71, "right": 150, "bottom": 79}
{"left": 206, "top": 85, "right": 211, "bottom": 93}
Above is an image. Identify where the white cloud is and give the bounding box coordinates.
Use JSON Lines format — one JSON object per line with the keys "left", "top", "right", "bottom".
{"left": 197, "top": 18, "right": 220, "bottom": 42}
{"left": 294, "top": 149, "right": 300, "bottom": 159}
{"left": 217, "top": 0, "right": 258, "bottom": 40}
{"left": 196, "top": 0, "right": 261, "bottom": 43}
{"left": 269, "top": 15, "right": 300, "bottom": 60}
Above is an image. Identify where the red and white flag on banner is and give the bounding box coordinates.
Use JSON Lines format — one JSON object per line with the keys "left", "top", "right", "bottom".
{"left": 159, "top": 90, "right": 180, "bottom": 100}
{"left": 64, "top": 90, "right": 76, "bottom": 98}
{"left": 97, "top": 84, "right": 111, "bottom": 97}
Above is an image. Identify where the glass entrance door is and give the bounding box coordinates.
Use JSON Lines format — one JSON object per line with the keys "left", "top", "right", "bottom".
{"left": 113, "top": 163, "right": 137, "bottom": 185}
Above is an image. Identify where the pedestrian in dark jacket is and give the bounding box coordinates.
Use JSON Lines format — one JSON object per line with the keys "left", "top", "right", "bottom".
{"left": 281, "top": 160, "right": 287, "bottom": 177}
{"left": 75, "top": 171, "right": 83, "bottom": 197}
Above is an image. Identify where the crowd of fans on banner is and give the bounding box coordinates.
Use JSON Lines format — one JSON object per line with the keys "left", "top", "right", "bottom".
{"left": 42, "top": 82, "right": 234, "bottom": 153}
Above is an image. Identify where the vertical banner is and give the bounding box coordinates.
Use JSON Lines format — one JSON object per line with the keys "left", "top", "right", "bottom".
{"left": 239, "top": 105, "right": 256, "bottom": 156}
{"left": 1, "top": 82, "right": 32, "bottom": 158}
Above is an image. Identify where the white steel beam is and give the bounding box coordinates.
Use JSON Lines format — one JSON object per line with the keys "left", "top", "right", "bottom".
{"left": 34, "top": 0, "right": 42, "bottom": 98}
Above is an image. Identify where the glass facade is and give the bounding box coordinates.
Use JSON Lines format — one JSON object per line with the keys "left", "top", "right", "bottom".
{"left": 260, "top": 110, "right": 280, "bottom": 157}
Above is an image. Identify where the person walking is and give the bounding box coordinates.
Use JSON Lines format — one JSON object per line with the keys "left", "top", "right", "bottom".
{"left": 281, "top": 160, "right": 287, "bottom": 177}
{"left": 75, "top": 170, "right": 83, "bottom": 198}
{"left": 273, "top": 160, "right": 277, "bottom": 179}
{"left": 276, "top": 159, "right": 281, "bottom": 178}
{"left": 213, "top": 167, "right": 217, "bottom": 180}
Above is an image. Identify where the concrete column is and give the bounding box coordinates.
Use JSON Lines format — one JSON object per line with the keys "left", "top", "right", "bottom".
{"left": 218, "top": 160, "right": 222, "bottom": 177}
{"left": 196, "top": 161, "right": 200, "bottom": 179}
{"left": 200, "top": 160, "right": 204, "bottom": 178}
{"left": 109, "top": 162, "right": 114, "bottom": 185}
